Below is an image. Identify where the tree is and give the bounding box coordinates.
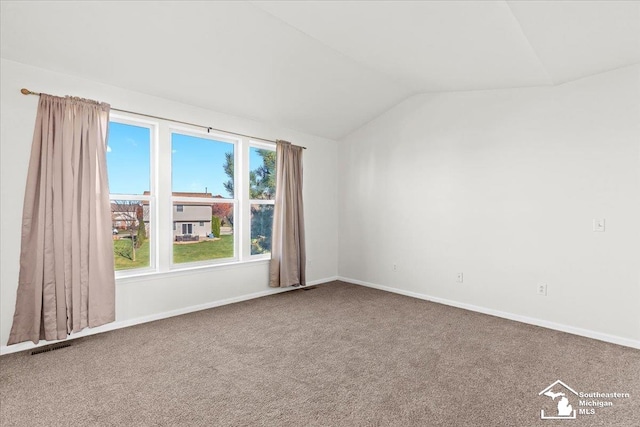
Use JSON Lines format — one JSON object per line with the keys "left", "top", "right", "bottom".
{"left": 250, "top": 205, "right": 274, "bottom": 255}
{"left": 251, "top": 149, "right": 276, "bottom": 253}
{"left": 250, "top": 149, "right": 276, "bottom": 199}
{"left": 112, "top": 201, "right": 148, "bottom": 261}
{"left": 211, "top": 196, "right": 233, "bottom": 227}
{"left": 223, "top": 149, "right": 276, "bottom": 254}
{"left": 223, "top": 149, "right": 276, "bottom": 199}
{"left": 222, "top": 151, "right": 234, "bottom": 197}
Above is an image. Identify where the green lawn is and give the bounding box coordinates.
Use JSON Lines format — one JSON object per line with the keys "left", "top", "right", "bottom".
{"left": 113, "top": 235, "right": 234, "bottom": 270}
{"left": 114, "top": 239, "right": 150, "bottom": 270}
{"left": 173, "top": 236, "right": 234, "bottom": 264}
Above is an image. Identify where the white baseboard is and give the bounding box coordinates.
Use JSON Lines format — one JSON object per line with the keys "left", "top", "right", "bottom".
{"left": 338, "top": 276, "right": 640, "bottom": 350}
{"left": 0, "top": 276, "right": 338, "bottom": 356}
{"left": 307, "top": 276, "right": 339, "bottom": 286}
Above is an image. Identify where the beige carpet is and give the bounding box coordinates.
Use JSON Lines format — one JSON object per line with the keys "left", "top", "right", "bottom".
{"left": 1, "top": 281, "right": 638, "bottom": 426}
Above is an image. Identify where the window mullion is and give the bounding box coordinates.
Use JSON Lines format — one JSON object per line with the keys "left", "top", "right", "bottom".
{"left": 238, "top": 139, "right": 248, "bottom": 261}
{"left": 157, "top": 120, "right": 172, "bottom": 273}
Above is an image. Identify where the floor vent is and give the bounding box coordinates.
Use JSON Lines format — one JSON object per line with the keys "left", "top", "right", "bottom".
{"left": 31, "top": 343, "right": 71, "bottom": 355}
{"left": 301, "top": 286, "right": 317, "bottom": 291}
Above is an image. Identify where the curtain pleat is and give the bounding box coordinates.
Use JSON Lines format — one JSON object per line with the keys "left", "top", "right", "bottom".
{"left": 8, "top": 94, "right": 116, "bottom": 345}
{"left": 269, "top": 140, "right": 306, "bottom": 288}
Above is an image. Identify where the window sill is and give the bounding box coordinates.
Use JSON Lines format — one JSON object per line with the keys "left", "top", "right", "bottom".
{"left": 115, "top": 257, "right": 271, "bottom": 285}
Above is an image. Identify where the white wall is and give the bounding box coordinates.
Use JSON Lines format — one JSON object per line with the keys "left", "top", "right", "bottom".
{"left": 339, "top": 65, "right": 640, "bottom": 346}
{"left": 2, "top": 58, "right": 638, "bottom": 353}
{"left": 0, "top": 59, "right": 339, "bottom": 353}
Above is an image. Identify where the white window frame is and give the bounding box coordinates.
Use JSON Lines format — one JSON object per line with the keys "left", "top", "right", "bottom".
{"left": 247, "top": 141, "right": 276, "bottom": 260}
{"left": 169, "top": 127, "right": 240, "bottom": 269}
{"left": 108, "top": 114, "right": 158, "bottom": 278}
{"left": 107, "top": 112, "right": 277, "bottom": 281}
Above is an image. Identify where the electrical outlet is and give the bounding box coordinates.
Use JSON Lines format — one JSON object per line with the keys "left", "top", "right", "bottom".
{"left": 537, "top": 283, "right": 547, "bottom": 296}
{"left": 392, "top": 263, "right": 398, "bottom": 272}
{"left": 457, "top": 273, "right": 463, "bottom": 283}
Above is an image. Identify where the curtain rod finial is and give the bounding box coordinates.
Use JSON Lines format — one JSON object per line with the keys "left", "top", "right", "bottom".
{"left": 21, "top": 88, "right": 32, "bottom": 95}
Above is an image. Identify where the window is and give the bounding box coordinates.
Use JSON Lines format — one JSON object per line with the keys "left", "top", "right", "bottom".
{"left": 107, "top": 120, "right": 154, "bottom": 272}
{"left": 171, "top": 131, "right": 236, "bottom": 264}
{"left": 249, "top": 145, "right": 276, "bottom": 255}
{"left": 106, "top": 115, "right": 275, "bottom": 276}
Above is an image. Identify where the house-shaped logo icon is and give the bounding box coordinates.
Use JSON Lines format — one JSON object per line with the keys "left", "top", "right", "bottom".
{"left": 539, "top": 380, "right": 578, "bottom": 420}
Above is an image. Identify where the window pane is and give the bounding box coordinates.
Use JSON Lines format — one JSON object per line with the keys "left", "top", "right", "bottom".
{"left": 251, "top": 204, "right": 274, "bottom": 255}
{"left": 173, "top": 201, "right": 234, "bottom": 263}
{"left": 107, "top": 122, "right": 150, "bottom": 195}
{"left": 111, "top": 200, "right": 150, "bottom": 270}
{"left": 172, "top": 133, "right": 234, "bottom": 198}
{"left": 249, "top": 147, "right": 276, "bottom": 200}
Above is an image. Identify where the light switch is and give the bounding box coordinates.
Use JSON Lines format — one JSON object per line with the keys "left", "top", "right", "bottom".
{"left": 593, "top": 219, "right": 605, "bottom": 232}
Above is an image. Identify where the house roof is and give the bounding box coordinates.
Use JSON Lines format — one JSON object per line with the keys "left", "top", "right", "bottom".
{"left": 110, "top": 202, "right": 138, "bottom": 212}
{"left": 140, "top": 191, "right": 231, "bottom": 207}
{"left": 143, "top": 191, "right": 223, "bottom": 198}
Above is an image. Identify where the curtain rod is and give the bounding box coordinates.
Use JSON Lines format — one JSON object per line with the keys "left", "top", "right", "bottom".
{"left": 20, "top": 88, "right": 306, "bottom": 149}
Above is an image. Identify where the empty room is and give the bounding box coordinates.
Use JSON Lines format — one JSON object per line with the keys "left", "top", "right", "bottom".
{"left": 1, "top": 1, "right": 639, "bottom": 426}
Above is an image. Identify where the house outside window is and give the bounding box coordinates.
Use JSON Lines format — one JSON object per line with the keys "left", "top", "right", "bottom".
{"left": 171, "top": 131, "right": 236, "bottom": 264}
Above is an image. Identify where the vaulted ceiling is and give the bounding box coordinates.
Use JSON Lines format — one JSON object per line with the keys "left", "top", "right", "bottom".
{"left": 1, "top": 1, "right": 638, "bottom": 140}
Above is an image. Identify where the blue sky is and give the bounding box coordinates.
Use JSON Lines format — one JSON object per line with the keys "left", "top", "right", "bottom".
{"left": 107, "top": 121, "right": 267, "bottom": 197}
{"left": 171, "top": 133, "right": 233, "bottom": 197}
{"left": 106, "top": 122, "right": 150, "bottom": 195}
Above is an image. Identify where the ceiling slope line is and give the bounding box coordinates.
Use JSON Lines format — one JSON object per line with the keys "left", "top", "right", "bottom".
{"left": 505, "top": 0, "right": 555, "bottom": 86}
{"left": 551, "top": 61, "right": 640, "bottom": 87}
{"left": 337, "top": 88, "right": 431, "bottom": 142}
{"left": 247, "top": 1, "right": 414, "bottom": 96}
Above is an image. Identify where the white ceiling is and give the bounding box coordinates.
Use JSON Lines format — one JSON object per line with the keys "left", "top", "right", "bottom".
{"left": 1, "top": 1, "right": 639, "bottom": 140}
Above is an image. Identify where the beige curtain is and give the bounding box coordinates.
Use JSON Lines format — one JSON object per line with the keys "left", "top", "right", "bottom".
{"left": 8, "top": 94, "right": 116, "bottom": 345}
{"left": 269, "top": 141, "right": 306, "bottom": 287}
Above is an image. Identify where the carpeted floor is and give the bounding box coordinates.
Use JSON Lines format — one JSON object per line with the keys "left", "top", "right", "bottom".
{"left": 1, "top": 281, "right": 639, "bottom": 426}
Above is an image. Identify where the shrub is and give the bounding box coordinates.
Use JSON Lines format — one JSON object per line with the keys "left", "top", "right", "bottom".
{"left": 212, "top": 216, "right": 221, "bottom": 238}
{"left": 135, "top": 221, "right": 146, "bottom": 248}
